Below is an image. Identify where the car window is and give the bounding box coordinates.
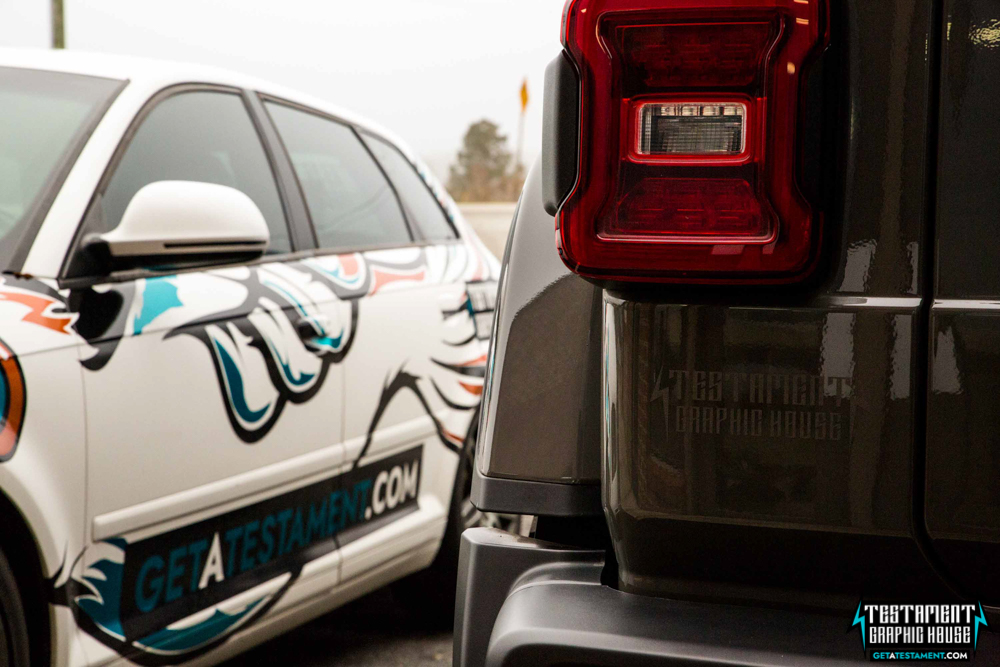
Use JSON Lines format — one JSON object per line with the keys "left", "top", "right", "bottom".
{"left": 0, "top": 67, "right": 121, "bottom": 271}
{"left": 102, "top": 90, "right": 291, "bottom": 254}
{"left": 264, "top": 102, "right": 411, "bottom": 250}
{"left": 361, "top": 133, "right": 457, "bottom": 242}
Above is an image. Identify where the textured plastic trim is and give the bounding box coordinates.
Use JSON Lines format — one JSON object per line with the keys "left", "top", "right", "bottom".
{"left": 471, "top": 468, "right": 602, "bottom": 517}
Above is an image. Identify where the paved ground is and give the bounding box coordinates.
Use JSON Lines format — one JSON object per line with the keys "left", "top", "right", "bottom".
{"left": 458, "top": 203, "right": 517, "bottom": 259}
{"left": 227, "top": 587, "right": 452, "bottom": 666}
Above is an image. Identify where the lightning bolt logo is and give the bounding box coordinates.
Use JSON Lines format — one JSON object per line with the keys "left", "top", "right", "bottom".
{"left": 851, "top": 601, "right": 867, "bottom": 653}
{"left": 0, "top": 289, "right": 74, "bottom": 335}
{"left": 974, "top": 602, "right": 988, "bottom": 652}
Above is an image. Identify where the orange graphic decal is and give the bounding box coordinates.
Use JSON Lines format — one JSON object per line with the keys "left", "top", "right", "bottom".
{"left": 459, "top": 381, "right": 483, "bottom": 396}
{"left": 442, "top": 427, "right": 465, "bottom": 446}
{"left": 0, "top": 290, "right": 74, "bottom": 335}
{"left": 369, "top": 269, "right": 426, "bottom": 296}
{"left": 338, "top": 254, "right": 360, "bottom": 275}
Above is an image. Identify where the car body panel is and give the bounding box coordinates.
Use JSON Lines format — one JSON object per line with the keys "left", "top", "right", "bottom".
{"left": 82, "top": 263, "right": 346, "bottom": 518}
{"left": 925, "top": 0, "right": 1000, "bottom": 604}
{"left": 51, "top": 246, "right": 493, "bottom": 665}
{"left": 927, "top": 308, "right": 1000, "bottom": 603}
{"left": 473, "top": 163, "right": 604, "bottom": 517}
{"left": 339, "top": 245, "right": 489, "bottom": 582}
{"left": 0, "top": 296, "right": 88, "bottom": 667}
{"left": 602, "top": 294, "right": 956, "bottom": 604}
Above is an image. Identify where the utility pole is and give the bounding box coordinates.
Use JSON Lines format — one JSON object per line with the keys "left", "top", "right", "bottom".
{"left": 52, "top": 0, "right": 65, "bottom": 49}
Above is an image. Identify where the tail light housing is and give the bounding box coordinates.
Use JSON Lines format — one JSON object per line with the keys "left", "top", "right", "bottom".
{"left": 557, "top": 0, "right": 829, "bottom": 283}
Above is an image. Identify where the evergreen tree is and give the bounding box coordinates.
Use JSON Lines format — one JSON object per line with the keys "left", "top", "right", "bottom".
{"left": 448, "top": 120, "right": 514, "bottom": 202}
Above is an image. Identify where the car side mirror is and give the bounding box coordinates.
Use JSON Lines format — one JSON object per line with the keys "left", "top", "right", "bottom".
{"left": 85, "top": 181, "right": 270, "bottom": 273}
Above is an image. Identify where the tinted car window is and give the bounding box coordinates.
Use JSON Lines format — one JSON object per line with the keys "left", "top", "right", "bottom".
{"left": 362, "top": 133, "right": 456, "bottom": 242}
{"left": 0, "top": 67, "right": 121, "bottom": 271}
{"left": 265, "top": 102, "right": 411, "bottom": 250}
{"left": 102, "top": 91, "right": 290, "bottom": 254}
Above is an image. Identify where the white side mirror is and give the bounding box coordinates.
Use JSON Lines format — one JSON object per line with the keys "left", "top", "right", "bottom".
{"left": 94, "top": 181, "right": 270, "bottom": 270}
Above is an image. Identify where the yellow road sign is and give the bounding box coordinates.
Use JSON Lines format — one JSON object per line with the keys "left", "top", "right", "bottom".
{"left": 520, "top": 80, "right": 529, "bottom": 113}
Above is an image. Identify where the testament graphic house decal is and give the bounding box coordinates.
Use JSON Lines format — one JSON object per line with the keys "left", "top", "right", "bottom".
{"left": 652, "top": 369, "right": 853, "bottom": 443}
{"left": 850, "top": 601, "right": 988, "bottom": 662}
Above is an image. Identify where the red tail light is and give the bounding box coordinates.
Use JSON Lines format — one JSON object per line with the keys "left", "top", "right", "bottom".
{"left": 557, "top": 0, "right": 829, "bottom": 283}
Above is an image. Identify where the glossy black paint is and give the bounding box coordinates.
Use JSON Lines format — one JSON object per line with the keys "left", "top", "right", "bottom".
{"left": 924, "top": 0, "right": 1000, "bottom": 605}
{"left": 927, "top": 310, "right": 1000, "bottom": 602}
{"left": 604, "top": 297, "right": 956, "bottom": 604}
{"left": 935, "top": 0, "right": 1000, "bottom": 299}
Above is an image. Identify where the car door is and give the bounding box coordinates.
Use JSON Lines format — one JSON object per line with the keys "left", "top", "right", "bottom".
{"left": 65, "top": 87, "right": 348, "bottom": 664}
{"left": 263, "top": 101, "right": 489, "bottom": 584}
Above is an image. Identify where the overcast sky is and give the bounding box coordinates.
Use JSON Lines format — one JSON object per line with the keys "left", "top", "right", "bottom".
{"left": 0, "top": 0, "right": 566, "bottom": 180}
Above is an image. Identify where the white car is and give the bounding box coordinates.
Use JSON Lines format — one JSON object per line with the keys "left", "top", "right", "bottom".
{"left": 0, "top": 49, "right": 500, "bottom": 667}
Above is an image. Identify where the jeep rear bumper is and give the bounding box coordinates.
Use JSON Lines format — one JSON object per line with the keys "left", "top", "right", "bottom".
{"left": 454, "top": 527, "right": 874, "bottom": 666}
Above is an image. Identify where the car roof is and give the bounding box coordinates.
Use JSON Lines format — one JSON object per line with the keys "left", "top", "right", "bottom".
{"left": 0, "top": 47, "right": 410, "bottom": 149}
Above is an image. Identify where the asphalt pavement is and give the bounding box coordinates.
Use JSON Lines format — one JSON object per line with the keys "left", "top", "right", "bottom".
{"left": 228, "top": 587, "right": 451, "bottom": 666}
{"left": 228, "top": 204, "right": 514, "bottom": 666}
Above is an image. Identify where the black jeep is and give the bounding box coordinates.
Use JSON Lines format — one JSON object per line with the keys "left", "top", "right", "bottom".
{"left": 455, "top": 0, "right": 1000, "bottom": 664}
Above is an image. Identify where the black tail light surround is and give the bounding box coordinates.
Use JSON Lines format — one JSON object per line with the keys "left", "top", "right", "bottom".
{"left": 557, "top": 0, "right": 830, "bottom": 284}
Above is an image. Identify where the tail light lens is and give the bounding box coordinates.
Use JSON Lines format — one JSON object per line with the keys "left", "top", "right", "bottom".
{"left": 557, "top": 0, "right": 829, "bottom": 283}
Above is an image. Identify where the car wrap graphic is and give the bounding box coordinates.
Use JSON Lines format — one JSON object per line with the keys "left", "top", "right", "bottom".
{"left": 0, "top": 336, "right": 26, "bottom": 461}
{"left": 0, "top": 284, "right": 76, "bottom": 335}
{"left": 0, "top": 243, "right": 493, "bottom": 448}
{"left": 51, "top": 447, "right": 422, "bottom": 665}
{"left": 0, "top": 241, "right": 494, "bottom": 662}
